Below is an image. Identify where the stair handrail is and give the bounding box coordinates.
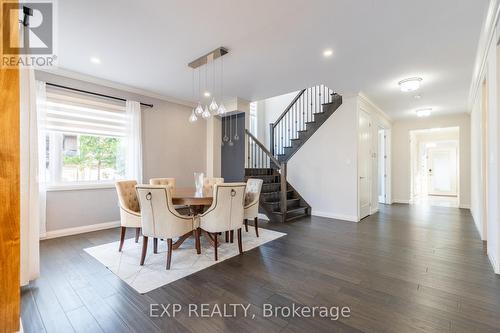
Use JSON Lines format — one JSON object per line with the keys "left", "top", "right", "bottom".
{"left": 245, "top": 129, "right": 281, "bottom": 167}
{"left": 271, "top": 89, "right": 306, "bottom": 130}
{"left": 245, "top": 129, "right": 288, "bottom": 222}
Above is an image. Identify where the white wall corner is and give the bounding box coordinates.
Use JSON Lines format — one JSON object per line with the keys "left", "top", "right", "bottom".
{"left": 312, "top": 210, "right": 359, "bottom": 222}
{"left": 41, "top": 220, "right": 120, "bottom": 240}
{"left": 358, "top": 92, "right": 393, "bottom": 126}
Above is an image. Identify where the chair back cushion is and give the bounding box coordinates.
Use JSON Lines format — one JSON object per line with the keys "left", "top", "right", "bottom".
{"left": 203, "top": 177, "right": 224, "bottom": 192}
{"left": 200, "top": 183, "right": 246, "bottom": 233}
{"left": 245, "top": 178, "right": 263, "bottom": 206}
{"left": 136, "top": 185, "right": 193, "bottom": 238}
{"left": 149, "top": 178, "right": 176, "bottom": 188}
{"left": 115, "top": 180, "right": 139, "bottom": 212}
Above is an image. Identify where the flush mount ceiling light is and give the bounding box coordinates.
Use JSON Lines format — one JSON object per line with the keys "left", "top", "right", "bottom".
{"left": 90, "top": 56, "right": 101, "bottom": 64}
{"left": 416, "top": 108, "right": 432, "bottom": 117}
{"left": 323, "top": 49, "right": 334, "bottom": 57}
{"left": 398, "top": 77, "right": 422, "bottom": 92}
{"left": 203, "top": 91, "right": 211, "bottom": 97}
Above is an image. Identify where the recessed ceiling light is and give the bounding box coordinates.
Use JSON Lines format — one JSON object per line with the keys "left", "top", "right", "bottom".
{"left": 414, "top": 94, "right": 422, "bottom": 99}
{"left": 416, "top": 108, "right": 432, "bottom": 117}
{"left": 203, "top": 91, "right": 211, "bottom": 97}
{"left": 90, "top": 56, "right": 101, "bottom": 64}
{"left": 323, "top": 49, "right": 334, "bottom": 57}
{"left": 398, "top": 77, "right": 422, "bottom": 92}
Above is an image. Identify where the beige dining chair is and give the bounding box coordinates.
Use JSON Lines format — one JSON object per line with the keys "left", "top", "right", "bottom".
{"left": 203, "top": 177, "right": 224, "bottom": 192}
{"left": 149, "top": 178, "right": 176, "bottom": 188}
{"left": 197, "top": 183, "right": 246, "bottom": 261}
{"left": 136, "top": 185, "right": 199, "bottom": 269}
{"left": 115, "top": 180, "right": 142, "bottom": 252}
{"left": 244, "top": 178, "right": 263, "bottom": 237}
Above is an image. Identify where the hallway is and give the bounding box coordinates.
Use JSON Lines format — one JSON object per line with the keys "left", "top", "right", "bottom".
{"left": 22, "top": 204, "right": 500, "bottom": 333}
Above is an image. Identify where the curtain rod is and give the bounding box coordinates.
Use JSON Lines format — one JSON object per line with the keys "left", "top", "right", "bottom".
{"left": 45, "top": 82, "right": 154, "bottom": 108}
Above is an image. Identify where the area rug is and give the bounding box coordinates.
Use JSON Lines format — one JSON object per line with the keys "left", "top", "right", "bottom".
{"left": 84, "top": 228, "right": 286, "bottom": 293}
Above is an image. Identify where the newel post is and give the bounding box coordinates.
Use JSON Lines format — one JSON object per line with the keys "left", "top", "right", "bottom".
{"left": 280, "top": 161, "right": 287, "bottom": 223}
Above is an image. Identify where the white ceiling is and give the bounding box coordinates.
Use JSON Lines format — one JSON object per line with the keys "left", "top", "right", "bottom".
{"left": 55, "top": 0, "right": 488, "bottom": 118}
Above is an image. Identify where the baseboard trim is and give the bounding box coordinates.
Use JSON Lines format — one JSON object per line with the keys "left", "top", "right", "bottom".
{"left": 392, "top": 199, "right": 410, "bottom": 204}
{"left": 488, "top": 252, "right": 500, "bottom": 274}
{"left": 40, "top": 221, "right": 120, "bottom": 240}
{"left": 312, "top": 211, "right": 359, "bottom": 222}
{"left": 459, "top": 204, "right": 471, "bottom": 209}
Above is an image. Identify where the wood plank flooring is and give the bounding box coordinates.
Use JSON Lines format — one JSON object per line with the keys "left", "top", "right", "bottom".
{"left": 21, "top": 204, "right": 500, "bottom": 332}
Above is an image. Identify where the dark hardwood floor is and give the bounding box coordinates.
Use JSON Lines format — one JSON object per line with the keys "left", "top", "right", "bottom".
{"left": 21, "top": 204, "right": 500, "bottom": 333}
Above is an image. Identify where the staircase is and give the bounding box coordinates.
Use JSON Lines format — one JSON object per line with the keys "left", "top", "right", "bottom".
{"left": 245, "top": 85, "right": 342, "bottom": 222}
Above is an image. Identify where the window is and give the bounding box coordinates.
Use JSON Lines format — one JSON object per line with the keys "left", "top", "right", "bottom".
{"left": 42, "top": 87, "right": 127, "bottom": 187}
{"left": 249, "top": 101, "right": 258, "bottom": 137}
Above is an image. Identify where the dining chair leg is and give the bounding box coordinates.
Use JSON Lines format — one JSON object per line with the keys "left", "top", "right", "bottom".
{"left": 244, "top": 219, "right": 248, "bottom": 232}
{"left": 225, "top": 231, "right": 229, "bottom": 243}
{"left": 195, "top": 228, "right": 201, "bottom": 254}
{"left": 214, "top": 233, "right": 218, "bottom": 261}
{"left": 140, "top": 236, "right": 148, "bottom": 265}
{"left": 118, "top": 227, "right": 126, "bottom": 252}
{"left": 153, "top": 238, "right": 158, "bottom": 254}
{"left": 237, "top": 228, "right": 243, "bottom": 254}
{"left": 135, "top": 228, "right": 140, "bottom": 243}
{"left": 254, "top": 217, "right": 259, "bottom": 237}
{"left": 166, "top": 239, "right": 173, "bottom": 270}
{"left": 230, "top": 230, "right": 234, "bottom": 243}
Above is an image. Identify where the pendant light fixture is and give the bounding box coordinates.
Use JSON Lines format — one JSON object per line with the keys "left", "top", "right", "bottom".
{"left": 228, "top": 114, "right": 234, "bottom": 146}
{"left": 194, "top": 68, "right": 203, "bottom": 115}
{"left": 188, "top": 69, "right": 198, "bottom": 123}
{"left": 234, "top": 114, "right": 239, "bottom": 141}
{"left": 217, "top": 55, "right": 226, "bottom": 115}
{"left": 187, "top": 47, "right": 228, "bottom": 123}
{"left": 223, "top": 115, "right": 229, "bottom": 142}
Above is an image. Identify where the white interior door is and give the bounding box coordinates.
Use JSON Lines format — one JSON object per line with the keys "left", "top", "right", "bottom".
{"left": 427, "top": 147, "right": 458, "bottom": 196}
{"left": 359, "top": 110, "right": 371, "bottom": 219}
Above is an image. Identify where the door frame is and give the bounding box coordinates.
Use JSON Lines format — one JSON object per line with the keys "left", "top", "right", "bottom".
{"left": 358, "top": 108, "right": 372, "bottom": 220}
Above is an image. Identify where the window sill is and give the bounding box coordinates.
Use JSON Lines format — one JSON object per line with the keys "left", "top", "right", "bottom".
{"left": 46, "top": 183, "right": 116, "bottom": 192}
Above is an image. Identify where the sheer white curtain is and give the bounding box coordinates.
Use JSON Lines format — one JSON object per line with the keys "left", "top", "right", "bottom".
{"left": 125, "top": 100, "right": 143, "bottom": 183}
{"left": 20, "top": 69, "right": 46, "bottom": 286}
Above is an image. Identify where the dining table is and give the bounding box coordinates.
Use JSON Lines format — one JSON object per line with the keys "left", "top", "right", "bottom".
{"left": 169, "top": 187, "right": 219, "bottom": 250}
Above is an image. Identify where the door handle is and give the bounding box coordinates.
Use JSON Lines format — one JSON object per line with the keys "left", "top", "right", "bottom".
{"left": 359, "top": 176, "right": 365, "bottom": 179}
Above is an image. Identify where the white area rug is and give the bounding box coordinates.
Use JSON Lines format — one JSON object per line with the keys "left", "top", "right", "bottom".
{"left": 84, "top": 228, "right": 286, "bottom": 293}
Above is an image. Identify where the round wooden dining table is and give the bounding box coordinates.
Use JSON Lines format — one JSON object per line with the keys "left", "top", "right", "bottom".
{"left": 169, "top": 187, "right": 217, "bottom": 250}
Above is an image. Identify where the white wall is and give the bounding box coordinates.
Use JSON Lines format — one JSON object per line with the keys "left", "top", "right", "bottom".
{"left": 36, "top": 71, "right": 206, "bottom": 233}
{"left": 256, "top": 91, "right": 299, "bottom": 148}
{"left": 468, "top": 0, "right": 500, "bottom": 274}
{"left": 287, "top": 96, "right": 359, "bottom": 221}
{"left": 391, "top": 114, "right": 471, "bottom": 208}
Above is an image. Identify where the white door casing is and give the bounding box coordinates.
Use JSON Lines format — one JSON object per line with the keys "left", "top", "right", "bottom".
{"left": 359, "top": 110, "right": 371, "bottom": 219}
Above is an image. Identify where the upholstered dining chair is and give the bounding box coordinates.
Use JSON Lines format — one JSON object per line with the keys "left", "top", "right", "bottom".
{"left": 197, "top": 183, "right": 246, "bottom": 261}
{"left": 149, "top": 178, "right": 176, "bottom": 188}
{"left": 244, "top": 178, "right": 263, "bottom": 237}
{"left": 203, "top": 177, "right": 224, "bottom": 192}
{"left": 115, "top": 180, "right": 142, "bottom": 252}
{"left": 136, "top": 185, "right": 199, "bottom": 269}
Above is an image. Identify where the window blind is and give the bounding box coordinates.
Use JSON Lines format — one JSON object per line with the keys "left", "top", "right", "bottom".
{"left": 44, "top": 86, "right": 127, "bottom": 137}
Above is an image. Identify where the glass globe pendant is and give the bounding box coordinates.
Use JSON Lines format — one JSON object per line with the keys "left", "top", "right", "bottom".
{"left": 195, "top": 102, "right": 204, "bottom": 115}
{"left": 201, "top": 105, "right": 211, "bottom": 119}
{"left": 188, "top": 109, "right": 198, "bottom": 123}
{"left": 217, "top": 103, "right": 226, "bottom": 115}
{"left": 209, "top": 98, "right": 218, "bottom": 112}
